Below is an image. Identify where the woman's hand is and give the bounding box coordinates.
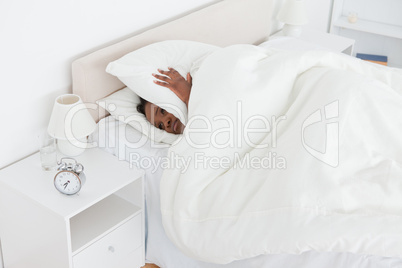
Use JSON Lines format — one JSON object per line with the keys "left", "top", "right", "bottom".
{"left": 152, "top": 68, "right": 192, "bottom": 107}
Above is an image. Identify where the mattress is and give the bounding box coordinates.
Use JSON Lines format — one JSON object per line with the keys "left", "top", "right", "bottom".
{"left": 92, "top": 116, "right": 402, "bottom": 268}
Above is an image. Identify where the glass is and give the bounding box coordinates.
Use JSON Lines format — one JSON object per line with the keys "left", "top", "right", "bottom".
{"left": 39, "top": 132, "right": 57, "bottom": 171}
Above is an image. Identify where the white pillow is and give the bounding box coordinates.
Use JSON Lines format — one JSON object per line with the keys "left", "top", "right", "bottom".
{"left": 105, "top": 40, "right": 218, "bottom": 124}
{"left": 96, "top": 87, "right": 179, "bottom": 144}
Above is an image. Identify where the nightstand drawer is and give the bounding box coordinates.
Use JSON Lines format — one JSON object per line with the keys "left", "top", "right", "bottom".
{"left": 73, "top": 214, "right": 142, "bottom": 268}
{"left": 117, "top": 247, "right": 144, "bottom": 268}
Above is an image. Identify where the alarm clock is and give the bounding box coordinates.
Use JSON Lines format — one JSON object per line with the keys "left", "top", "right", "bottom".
{"left": 54, "top": 157, "right": 86, "bottom": 195}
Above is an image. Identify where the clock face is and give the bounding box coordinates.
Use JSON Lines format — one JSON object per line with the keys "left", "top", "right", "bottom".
{"left": 54, "top": 171, "right": 82, "bottom": 195}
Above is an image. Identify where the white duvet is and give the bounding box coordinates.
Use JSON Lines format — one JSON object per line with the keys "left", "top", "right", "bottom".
{"left": 160, "top": 45, "right": 402, "bottom": 264}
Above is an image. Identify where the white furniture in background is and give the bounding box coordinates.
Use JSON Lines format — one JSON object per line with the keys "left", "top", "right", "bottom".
{"left": 270, "top": 28, "right": 355, "bottom": 55}
{"left": 330, "top": 0, "right": 402, "bottom": 67}
{"left": 0, "top": 148, "right": 145, "bottom": 268}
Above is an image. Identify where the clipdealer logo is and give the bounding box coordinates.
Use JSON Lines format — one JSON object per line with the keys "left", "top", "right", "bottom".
{"left": 128, "top": 151, "right": 286, "bottom": 174}
{"left": 301, "top": 100, "right": 339, "bottom": 167}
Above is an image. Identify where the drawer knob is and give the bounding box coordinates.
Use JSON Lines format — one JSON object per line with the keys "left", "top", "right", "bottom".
{"left": 108, "top": 246, "right": 115, "bottom": 253}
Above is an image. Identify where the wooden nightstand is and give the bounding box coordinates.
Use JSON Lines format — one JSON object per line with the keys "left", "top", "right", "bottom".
{"left": 270, "top": 28, "right": 355, "bottom": 55}
{"left": 0, "top": 148, "right": 145, "bottom": 268}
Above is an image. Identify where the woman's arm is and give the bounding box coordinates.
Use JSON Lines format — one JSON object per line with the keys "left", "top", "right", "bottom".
{"left": 152, "top": 68, "right": 192, "bottom": 107}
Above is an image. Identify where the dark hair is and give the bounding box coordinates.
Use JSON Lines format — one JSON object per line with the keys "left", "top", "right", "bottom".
{"left": 137, "top": 97, "right": 149, "bottom": 115}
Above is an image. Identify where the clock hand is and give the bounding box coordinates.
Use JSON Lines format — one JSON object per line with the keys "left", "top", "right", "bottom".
{"left": 63, "top": 180, "right": 70, "bottom": 189}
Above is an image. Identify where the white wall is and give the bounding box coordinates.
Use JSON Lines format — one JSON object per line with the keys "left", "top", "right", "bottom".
{"left": 305, "top": 0, "right": 333, "bottom": 32}
{"left": 0, "top": 0, "right": 218, "bottom": 169}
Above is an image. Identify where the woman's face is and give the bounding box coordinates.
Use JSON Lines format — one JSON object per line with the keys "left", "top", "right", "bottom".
{"left": 144, "top": 102, "right": 185, "bottom": 134}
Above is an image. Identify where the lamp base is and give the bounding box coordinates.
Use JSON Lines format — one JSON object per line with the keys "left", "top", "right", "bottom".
{"left": 282, "top": 24, "right": 303, "bottom": 37}
{"left": 57, "top": 138, "right": 87, "bottom": 157}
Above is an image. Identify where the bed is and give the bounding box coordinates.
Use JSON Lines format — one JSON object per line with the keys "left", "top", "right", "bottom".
{"left": 72, "top": 0, "right": 402, "bottom": 267}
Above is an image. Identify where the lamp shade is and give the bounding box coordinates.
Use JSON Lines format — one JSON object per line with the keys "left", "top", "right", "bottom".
{"left": 277, "top": 0, "right": 308, "bottom": 26}
{"left": 47, "top": 94, "right": 96, "bottom": 143}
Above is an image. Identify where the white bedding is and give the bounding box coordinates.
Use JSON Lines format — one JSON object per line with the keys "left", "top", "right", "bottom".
{"left": 94, "top": 116, "right": 402, "bottom": 267}
{"left": 159, "top": 45, "right": 402, "bottom": 263}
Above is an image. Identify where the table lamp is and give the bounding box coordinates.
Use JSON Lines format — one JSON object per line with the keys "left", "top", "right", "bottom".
{"left": 277, "top": 0, "right": 308, "bottom": 37}
{"left": 47, "top": 94, "right": 96, "bottom": 156}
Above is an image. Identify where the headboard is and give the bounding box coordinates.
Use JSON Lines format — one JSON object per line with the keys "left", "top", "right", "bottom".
{"left": 72, "top": 0, "right": 274, "bottom": 122}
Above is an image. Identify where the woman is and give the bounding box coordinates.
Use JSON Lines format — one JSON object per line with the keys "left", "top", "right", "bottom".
{"left": 137, "top": 68, "right": 192, "bottom": 134}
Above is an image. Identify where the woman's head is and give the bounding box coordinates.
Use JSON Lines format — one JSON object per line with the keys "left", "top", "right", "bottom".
{"left": 137, "top": 97, "right": 185, "bottom": 134}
